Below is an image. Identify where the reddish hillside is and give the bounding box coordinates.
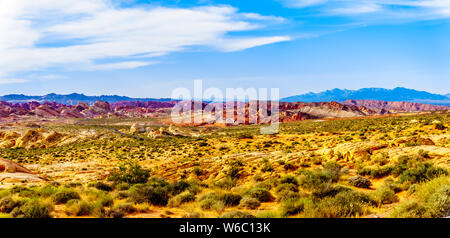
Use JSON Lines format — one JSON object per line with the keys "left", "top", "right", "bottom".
{"left": 343, "top": 100, "right": 449, "bottom": 112}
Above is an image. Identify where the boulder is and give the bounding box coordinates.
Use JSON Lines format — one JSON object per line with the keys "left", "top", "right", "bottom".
{"left": 0, "top": 158, "right": 33, "bottom": 173}
{"left": 130, "top": 123, "right": 146, "bottom": 134}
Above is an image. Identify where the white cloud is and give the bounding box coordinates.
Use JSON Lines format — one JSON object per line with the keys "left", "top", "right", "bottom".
{"left": 86, "top": 61, "right": 156, "bottom": 71}
{"left": 0, "top": 0, "right": 289, "bottom": 82}
{"left": 281, "top": 0, "right": 450, "bottom": 18}
{"left": 0, "top": 78, "right": 29, "bottom": 85}
{"left": 282, "top": 0, "right": 329, "bottom": 8}
{"left": 217, "top": 36, "right": 291, "bottom": 52}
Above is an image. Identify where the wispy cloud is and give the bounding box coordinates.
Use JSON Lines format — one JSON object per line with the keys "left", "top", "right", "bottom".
{"left": 281, "top": 0, "right": 450, "bottom": 19}
{"left": 0, "top": 0, "right": 289, "bottom": 83}
{"left": 0, "top": 78, "right": 29, "bottom": 85}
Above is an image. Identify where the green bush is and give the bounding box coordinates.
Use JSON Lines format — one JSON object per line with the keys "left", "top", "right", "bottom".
{"left": 348, "top": 176, "right": 372, "bottom": 188}
{"left": 390, "top": 201, "right": 427, "bottom": 218}
{"left": 0, "top": 197, "right": 22, "bottom": 213}
{"left": 219, "top": 211, "right": 255, "bottom": 218}
{"left": 371, "top": 186, "right": 398, "bottom": 205}
{"left": 261, "top": 162, "right": 274, "bottom": 172}
{"left": 357, "top": 165, "right": 393, "bottom": 179}
{"left": 398, "top": 163, "right": 447, "bottom": 185}
{"left": 281, "top": 198, "right": 309, "bottom": 217}
{"left": 90, "top": 182, "right": 113, "bottom": 192}
{"left": 305, "top": 190, "right": 371, "bottom": 218}
{"left": 311, "top": 185, "right": 351, "bottom": 200}
{"left": 65, "top": 200, "right": 93, "bottom": 216}
{"left": 298, "top": 170, "right": 331, "bottom": 189}
{"left": 128, "top": 184, "right": 170, "bottom": 206}
{"left": 113, "top": 203, "right": 136, "bottom": 214}
{"left": 323, "top": 161, "right": 342, "bottom": 182}
{"left": 435, "top": 123, "right": 445, "bottom": 130}
{"left": 168, "top": 191, "right": 196, "bottom": 207}
{"left": 218, "top": 193, "right": 242, "bottom": 207}
{"left": 12, "top": 200, "right": 52, "bottom": 218}
{"left": 108, "top": 161, "right": 150, "bottom": 184}
{"left": 426, "top": 186, "right": 450, "bottom": 218}
{"left": 279, "top": 176, "right": 298, "bottom": 186}
{"left": 51, "top": 188, "right": 81, "bottom": 205}
{"left": 38, "top": 186, "right": 58, "bottom": 197}
{"left": 275, "top": 183, "right": 300, "bottom": 202}
{"left": 243, "top": 188, "right": 273, "bottom": 202}
{"left": 239, "top": 197, "right": 261, "bottom": 209}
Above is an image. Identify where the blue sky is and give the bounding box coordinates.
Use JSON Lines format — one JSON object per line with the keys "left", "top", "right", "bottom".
{"left": 0, "top": 0, "right": 449, "bottom": 98}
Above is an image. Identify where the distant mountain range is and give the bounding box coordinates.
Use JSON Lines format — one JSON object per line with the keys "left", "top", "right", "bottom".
{"left": 1, "top": 87, "right": 449, "bottom": 106}
{"left": 281, "top": 87, "right": 450, "bottom": 106}
{"left": 0, "top": 93, "right": 173, "bottom": 105}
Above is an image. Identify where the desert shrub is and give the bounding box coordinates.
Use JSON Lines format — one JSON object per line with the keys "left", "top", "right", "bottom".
{"left": 426, "top": 186, "right": 450, "bottom": 218}
{"left": 261, "top": 162, "right": 274, "bottom": 172}
{"left": 371, "top": 186, "right": 399, "bottom": 205}
{"left": 253, "top": 181, "right": 272, "bottom": 190}
{"left": 214, "top": 177, "right": 237, "bottom": 190}
{"left": 243, "top": 188, "right": 273, "bottom": 202}
{"left": 193, "top": 167, "right": 203, "bottom": 176}
{"left": 218, "top": 193, "right": 242, "bottom": 207}
{"left": 128, "top": 184, "right": 170, "bottom": 206}
{"left": 276, "top": 183, "right": 298, "bottom": 193}
{"left": 390, "top": 201, "right": 427, "bottom": 218}
{"left": 408, "top": 184, "right": 419, "bottom": 195}
{"left": 0, "top": 197, "right": 22, "bottom": 213}
{"left": 279, "top": 175, "right": 298, "bottom": 186}
{"left": 239, "top": 197, "right": 261, "bottom": 209}
{"left": 199, "top": 199, "right": 225, "bottom": 212}
{"left": 9, "top": 186, "right": 36, "bottom": 197}
{"left": 113, "top": 203, "right": 136, "bottom": 214}
{"left": 89, "top": 182, "right": 113, "bottom": 192}
{"left": 275, "top": 183, "right": 300, "bottom": 202}
{"left": 168, "top": 191, "right": 196, "bottom": 207}
{"left": 358, "top": 165, "right": 393, "bottom": 178}
{"left": 311, "top": 184, "right": 351, "bottom": 200}
{"left": 382, "top": 178, "right": 404, "bottom": 193}
{"left": 38, "top": 185, "right": 58, "bottom": 197}
{"left": 392, "top": 177, "right": 450, "bottom": 218}
{"left": 115, "top": 182, "right": 131, "bottom": 191}
{"left": 414, "top": 176, "right": 450, "bottom": 202}
{"left": 391, "top": 156, "right": 412, "bottom": 177}
{"left": 147, "top": 177, "right": 170, "bottom": 187}
{"left": 169, "top": 180, "right": 192, "bottom": 195}
{"left": 256, "top": 211, "right": 278, "bottom": 218}
{"left": 435, "top": 123, "right": 445, "bottom": 130}
{"left": 281, "top": 198, "right": 309, "bottom": 217}
{"left": 65, "top": 200, "right": 93, "bottom": 216}
{"left": 305, "top": 190, "right": 371, "bottom": 218}
{"left": 417, "top": 149, "right": 430, "bottom": 159}
{"left": 398, "top": 163, "right": 447, "bottom": 185}
{"left": 219, "top": 211, "right": 255, "bottom": 218}
{"left": 225, "top": 165, "right": 242, "bottom": 179}
{"left": 197, "top": 192, "right": 241, "bottom": 207}
{"left": 298, "top": 170, "right": 331, "bottom": 189}
{"left": 348, "top": 176, "right": 372, "bottom": 188}
{"left": 284, "top": 163, "right": 297, "bottom": 171}
{"left": 182, "top": 211, "right": 203, "bottom": 218}
{"left": 104, "top": 208, "right": 125, "bottom": 218}
{"left": 114, "top": 190, "right": 130, "bottom": 199}
{"left": 108, "top": 161, "right": 150, "bottom": 184}
{"left": 373, "top": 153, "right": 389, "bottom": 166}
{"left": 11, "top": 199, "right": 52, "bottom": 218}
{"left": 199, "top": 199, "right": 217, "bottom": 210}
{"left": 323, "top": 161, "right": 342, "bottom": 182}
{"left": 51, "top": 188, "right": 81, "bottom": 204}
